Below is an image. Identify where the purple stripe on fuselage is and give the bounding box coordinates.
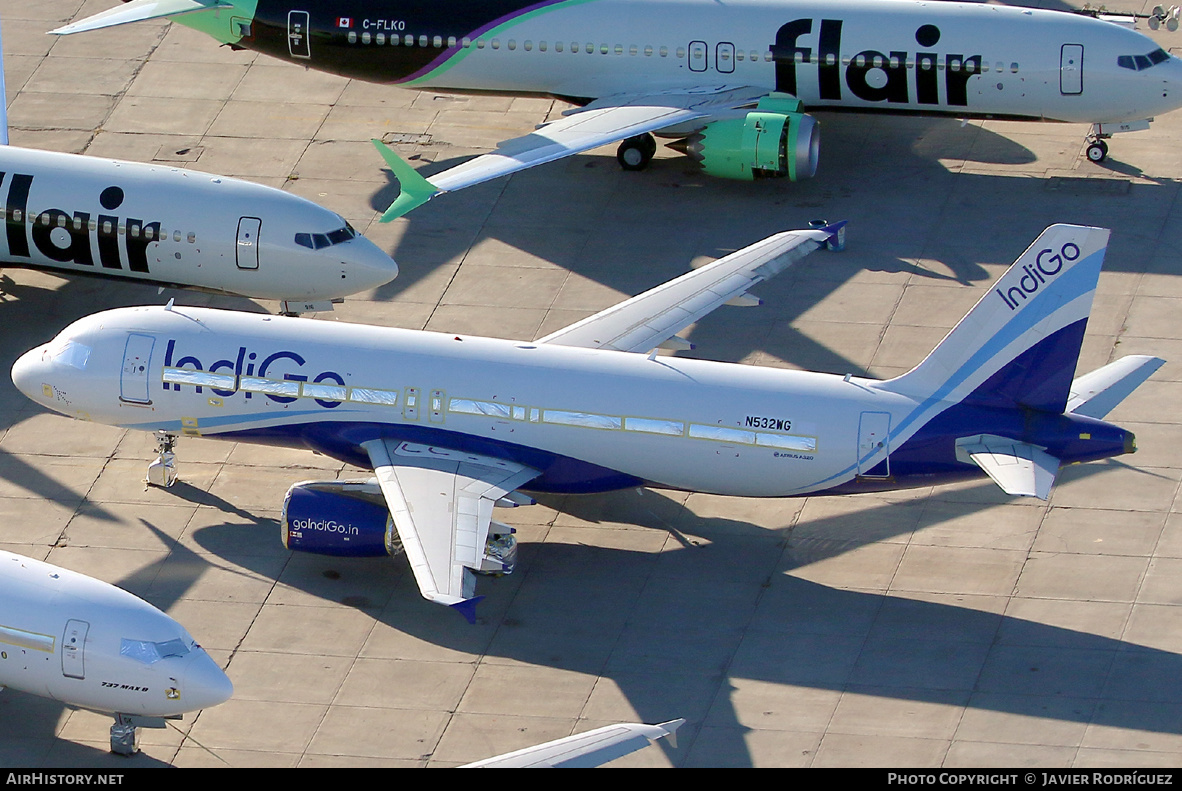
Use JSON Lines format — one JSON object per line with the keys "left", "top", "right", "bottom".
{"left": 398, "top": 0, "right": 573, "bottom": 83}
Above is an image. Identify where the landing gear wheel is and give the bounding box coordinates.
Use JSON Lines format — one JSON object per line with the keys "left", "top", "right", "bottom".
{"left": 1086, "top": 140, "right": 1108, "bottom": 163}
{"left": 617, "top": 133, "right": 657, "bottom": 171}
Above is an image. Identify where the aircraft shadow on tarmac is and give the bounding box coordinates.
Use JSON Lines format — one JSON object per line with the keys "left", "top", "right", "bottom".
{"left": 165, "top": 457, "right": 1182, "bottom": 767}
{"left": 2, "top": 101, "right": 1181, "bottom": 766}
{"left": 367, "top": 111, "right": 1182, "bottom": 381}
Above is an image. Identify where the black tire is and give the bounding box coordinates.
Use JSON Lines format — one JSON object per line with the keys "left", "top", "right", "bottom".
{"left": 1086, "top": 140, "right": 1108, "bottom": 163}
{"left": 617, "top": 134, "right": 656, "bottom": 171}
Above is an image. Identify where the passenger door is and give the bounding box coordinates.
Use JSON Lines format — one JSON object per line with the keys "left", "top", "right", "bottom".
{"left": 1061, "top": 44, "right": 1083, "bottom": 95}
{"left": 288, "top": 10, "right": 311, "bottom": 59}
{"left": 236, "top": 217, "right": 261, "bottom": 270}
{"left": 120, "top": 333, "right": 155, "bottom": 405}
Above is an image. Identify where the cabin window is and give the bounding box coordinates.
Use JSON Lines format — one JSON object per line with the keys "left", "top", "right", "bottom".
{"left": 361, "top": 32, "right": 371, "bottom": 44}
{"left": 433, "top": 35, "right": 442, "bottom": 48}
{"left": 347, "top": 32, "right": 357, "bottom": 44}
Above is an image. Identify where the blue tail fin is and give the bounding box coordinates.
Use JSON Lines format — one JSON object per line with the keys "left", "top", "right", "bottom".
{"left": 882, "top": 224, "right": 1110, "bottom": 415}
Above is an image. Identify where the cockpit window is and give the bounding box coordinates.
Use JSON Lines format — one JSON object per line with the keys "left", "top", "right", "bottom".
{"left": 295, "top": 224, "right": 356, "bottom": 250}
{"left": 51, "top": 340, "right": 90, "bottom": 371}
{"left": 120, "top": 638, "right": 190, "bottom": 664}
{"left": 1118, "top": 48, "right": 1171, "bottom": 71}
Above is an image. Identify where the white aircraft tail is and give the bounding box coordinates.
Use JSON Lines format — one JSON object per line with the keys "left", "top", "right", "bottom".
{"left": 882, "top": 224, "right": 1111, "bottom": 415}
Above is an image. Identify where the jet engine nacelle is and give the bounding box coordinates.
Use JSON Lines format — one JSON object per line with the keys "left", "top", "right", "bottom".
{"left": 279, "top": 480, "right": 519, "bottom": 575}
{"left": 281, "top": 480, "right": 398, "bottom": 558}
{"left": 685, "top": 94, "right": 820, "bottom": 181}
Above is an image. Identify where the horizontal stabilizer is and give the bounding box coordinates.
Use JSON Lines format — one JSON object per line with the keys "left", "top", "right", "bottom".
{"left": 50, "top": 0, "right": 230, "bottom": 35}
{"left": 956, "top": 434, "right": 1059, "bottom": 499}
{"left": 1067, "top": 355, "right": 1165, "bottom": 419}
{"left": 461, "top": 720, "right": 685, "bottom": 768}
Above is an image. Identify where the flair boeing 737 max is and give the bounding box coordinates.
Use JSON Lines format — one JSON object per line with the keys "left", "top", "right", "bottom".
{"left": 0, "top": 20, "right": 397, "bottom": 310}
{"left": 49, "top": 0, "right": 1182, "bottom": 215}
{"left": 0, "top": 550, "right": 232, "bottom": 754}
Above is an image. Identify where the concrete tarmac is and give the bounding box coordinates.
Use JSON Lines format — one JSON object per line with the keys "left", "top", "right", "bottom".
{"left": 2, "top": 0, "right": 1181, "bottom": 768}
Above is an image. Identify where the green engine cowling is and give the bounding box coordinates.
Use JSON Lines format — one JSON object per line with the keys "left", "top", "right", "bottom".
{"left": 684, "top": 94, "right": 820, "bottom": 181}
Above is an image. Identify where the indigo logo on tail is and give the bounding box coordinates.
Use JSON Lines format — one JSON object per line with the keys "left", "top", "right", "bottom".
{"left": 996, "top": 242, "right": 1079, "bottom": 311}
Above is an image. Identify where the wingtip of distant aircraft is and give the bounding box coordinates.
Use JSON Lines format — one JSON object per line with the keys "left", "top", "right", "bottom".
{"left": 372, "top": 139, "right": 441, "bottom": 221}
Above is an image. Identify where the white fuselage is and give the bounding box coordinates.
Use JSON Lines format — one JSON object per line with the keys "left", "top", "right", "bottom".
{"left": 377, "top": 0, "right": 1182, "bottom": 124}
{"left": 0, "top": 147, "right": 398, "bottom": 301}
{"left": 11, "top": 305, "right": 926, "bottom": 497}
{"left": 0, "top": 551, "right": 232, "bottom": 717}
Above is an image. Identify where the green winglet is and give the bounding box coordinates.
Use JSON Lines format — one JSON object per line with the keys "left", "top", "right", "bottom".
{"left": 372, "top": 139, "right": 440, "bottom": 221}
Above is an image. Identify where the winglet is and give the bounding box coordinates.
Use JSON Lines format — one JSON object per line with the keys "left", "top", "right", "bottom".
{"left": 372, "top": 139, "right": 440, "bottom": 221}
{"left": 449, "top": 595, "right": 484, "bottom": 625}
{"left": 819, "top": 220, "right": 847, "bottom": 251}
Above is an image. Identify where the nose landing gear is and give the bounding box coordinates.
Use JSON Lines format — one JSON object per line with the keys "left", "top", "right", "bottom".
{"left": 146, "top": 431, "right": 178, "bottom": 488}
{"left": 1084, "top": 120, "right": 1152, "bottom": 165}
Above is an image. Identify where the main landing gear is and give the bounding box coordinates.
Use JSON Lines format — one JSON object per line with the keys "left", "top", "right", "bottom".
{"left": 146, "top": 431, "right": 178, "bottom": 488}
{"left": 617, "top": 133, "right": 657, "bottom": 171}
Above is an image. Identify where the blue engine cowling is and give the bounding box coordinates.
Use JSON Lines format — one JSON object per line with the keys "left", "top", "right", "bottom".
{"left": 280, "top": 480, "right": 519, "bottom": 575}
{"left": 281, "top": 480, "right": 398, "bottom": 558}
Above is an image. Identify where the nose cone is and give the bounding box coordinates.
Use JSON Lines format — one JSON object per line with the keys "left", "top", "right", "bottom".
{"left": 348, "top": 236, "right": 399, "bottom": 291}
{"left": 11, "top": 345, "right": 47, "bottom": 404}
{"left": 180, "top": 648, "right": 234, "bottom": 712}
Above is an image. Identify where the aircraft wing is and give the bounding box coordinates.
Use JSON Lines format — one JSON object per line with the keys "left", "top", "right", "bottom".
{"left": 361, "top": 439, "right": 538, "bottom": 622}
{"left": 49, "top": 0, "right": 232, "bottom": 35}
{"left": 374, "top": 85, "right": 767, "bottom": 219}
{"left": 461, "top": 720, "right": 684, "bottom": 768}
{"left": 536, "top": 226, "right": 842, "bottom": 354}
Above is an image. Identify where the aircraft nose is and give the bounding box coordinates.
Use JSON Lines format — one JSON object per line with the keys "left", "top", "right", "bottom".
{"left": 352, "top": 236, "right": 399, "bottom": 288}
{"left": 181, "top": 648, "right": 234, "bottom": 711}
{"left": 11, "top": 345, "right": 48, "bottom": 403}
